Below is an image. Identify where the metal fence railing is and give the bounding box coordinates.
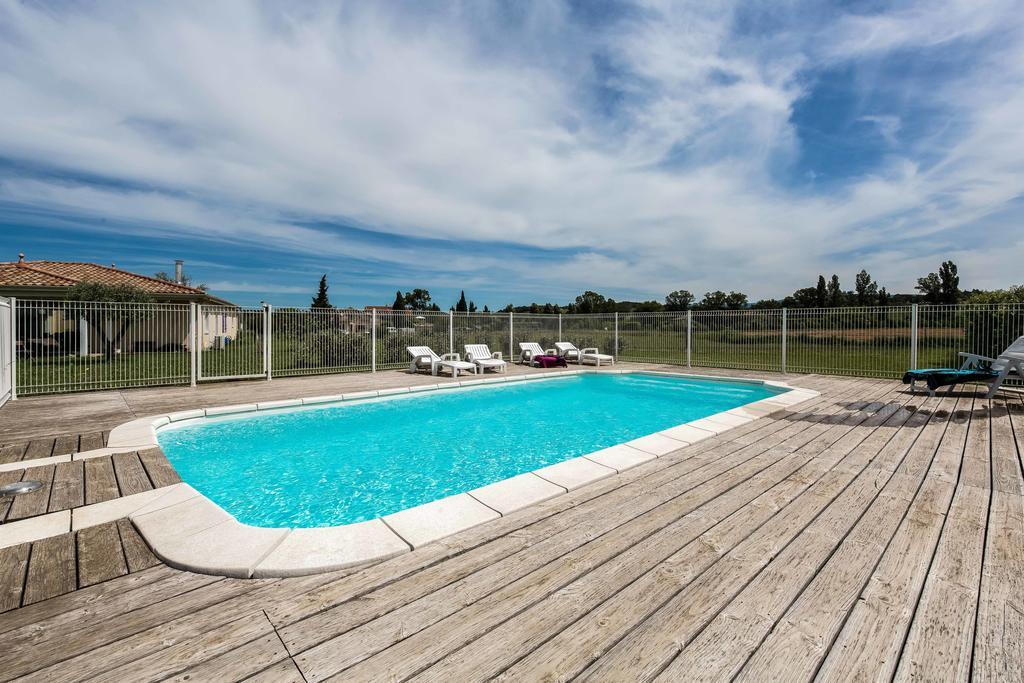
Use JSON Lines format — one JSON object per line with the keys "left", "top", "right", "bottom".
{"left": 0, "top": 296, "right": 11, "bottom": 407}
{"left": 5, "top": 301, "right": 1023, "bottom": 395}
{"left": 12, "top": 298, "right": 192, "bottom": 394}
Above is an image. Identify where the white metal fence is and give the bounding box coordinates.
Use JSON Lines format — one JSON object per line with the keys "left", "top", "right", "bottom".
{"left": 5, "top": 300, "right": 1023, "bottom": 396}
{"left": 0, "top": 296, "right": 11, "bottom": 407}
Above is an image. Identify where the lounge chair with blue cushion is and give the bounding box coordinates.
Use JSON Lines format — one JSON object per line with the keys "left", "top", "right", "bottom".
{"left": 902, "top": 335, "right": 1024, "bottom": 398}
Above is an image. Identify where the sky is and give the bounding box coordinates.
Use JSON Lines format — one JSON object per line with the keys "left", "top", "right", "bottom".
{"left": 1, "top": 0, "right": 1022, "bottom": 309}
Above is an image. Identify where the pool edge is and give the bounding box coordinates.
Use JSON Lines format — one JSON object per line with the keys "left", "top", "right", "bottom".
{"left": 100, "top": 370, "right": 820, "bottom": 578}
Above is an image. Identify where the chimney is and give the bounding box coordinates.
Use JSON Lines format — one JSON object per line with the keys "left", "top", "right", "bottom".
{"left": 17, "top": 252, "right": 24, "bottom": 264}
{"left": 174, "top": 259, "right": 184, "bottom": 285}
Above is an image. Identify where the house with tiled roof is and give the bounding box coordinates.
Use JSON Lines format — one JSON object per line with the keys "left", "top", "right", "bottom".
{"left": 0, "top": 254, "right": 230, "bottom": 304}
{"left": 1, "top": 254, "right": 238, "bottom": 358}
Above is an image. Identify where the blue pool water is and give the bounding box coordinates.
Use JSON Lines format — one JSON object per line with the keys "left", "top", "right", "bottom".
{"left": 157, "top": 373, "right": 784, "bottom": 527}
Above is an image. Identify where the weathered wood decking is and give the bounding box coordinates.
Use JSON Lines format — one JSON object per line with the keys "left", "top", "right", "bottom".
{"left": 0, "top": 368, "right": 1020, "bottom": 681}
{"left": 0, "top": 447, "right": 181, "bottom": 525}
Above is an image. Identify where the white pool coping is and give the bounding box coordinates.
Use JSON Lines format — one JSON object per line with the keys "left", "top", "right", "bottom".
{"left": 1, "top": 369, "right": 819, "bottom": 574}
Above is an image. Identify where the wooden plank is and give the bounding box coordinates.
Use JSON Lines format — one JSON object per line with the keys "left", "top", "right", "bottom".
{"left": 47, "top": 460, "right": 84, "bottom": 512}
{"left": 814, "top": 395, "right": 974, "bottom": 681}
{"left": 112, "top": 451, "right": 154, "bottom": 496}
{"left": 242, "top": 657, "right": 306, "bottom": 683}
{"left": 22, "top": 439, "right": 54, "bottom": 460}
{"left": 137, "top": 447, "right": 181, "bottom": 488}
{"left": 5, "top": 465, "right": 55, "bottom": 521}
{"left": 77, "top": 522, "right": 129, "bottom": 588}
{"left": 159, "top": 629, "right": 289, "bottom": 683}
{"left": 0, "top": 443, "right": 26, "bottom": 465}
{"left": 894, "top": 400, "right": 992, "bottom": 682}
{"left": 51, "top": 435, "right": 77, "bottom": 457}
{"left": 0, "top": 567, "right": 212, "bottom": 641}
{"left": 116, "top": 518, "right": 161, "bottom": 572}
{"left": 971, "top": 397, "right": 1024, "bottom": 682}
{"left": 0, "top": 469, "right": 24, "bottom": 520}
{"left": 0, "top": 543, "right": 30, "bottom": 613}
{"left": 713, "top": 397, "right": 960, "bottom": 681}
{"left": 77, "top": 431, "right": 105, "bottom": 452}
{"left": 565, "top": 394, "right": 920, "bottom": 682}
{"left": 9, "top": 580, "right": 281, "bottom": 681}
{"left": 84, "top": 456, "right": 119, "bottom": 505}
{"left": 22, "top": 532, "right": 76, "bottom": 606}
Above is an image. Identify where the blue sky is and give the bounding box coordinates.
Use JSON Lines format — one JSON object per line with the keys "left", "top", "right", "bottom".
{"left": 1, "top": 0, "right": 1022, "bottom": 308}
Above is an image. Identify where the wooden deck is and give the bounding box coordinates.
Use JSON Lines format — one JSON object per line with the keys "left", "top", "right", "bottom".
{"left": 0, "top": 447, "right": 181, "bottom": 524}
{"left": 0, "top": 369, "right": 1020, "bottom": 681}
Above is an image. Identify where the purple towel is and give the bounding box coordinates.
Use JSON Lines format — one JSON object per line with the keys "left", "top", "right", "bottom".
{"left": 534, "top": 355, "right": 567, "bottom": 368}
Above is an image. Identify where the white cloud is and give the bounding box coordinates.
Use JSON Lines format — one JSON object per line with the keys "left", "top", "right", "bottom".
{"left": 0, "top": 0, "right": 1021, "bottom": 303}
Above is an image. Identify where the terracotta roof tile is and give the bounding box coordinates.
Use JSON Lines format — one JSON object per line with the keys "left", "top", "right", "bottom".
{"left": 0, "top": 260, "right": 206, "bottom": 296}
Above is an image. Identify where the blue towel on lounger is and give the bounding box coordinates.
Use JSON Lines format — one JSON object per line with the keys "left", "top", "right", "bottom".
{"left": 902, "top": 367, "right": 998, "bottom": 391}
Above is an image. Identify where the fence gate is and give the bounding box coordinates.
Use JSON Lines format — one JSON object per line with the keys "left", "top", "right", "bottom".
{"left": 0, "top": 296, "right": 11, "bottom": 407}
{"left": 196, "top": 305, "right": 268, "bottom": 381}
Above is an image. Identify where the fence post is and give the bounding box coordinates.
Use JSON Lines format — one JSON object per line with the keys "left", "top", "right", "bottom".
{"left": 781, "top": 308, "right": 787, "bottom": 374}
{"left": 509, "top": 312, "right": 514, "bottom": 361}
{"left": 558, "top": 313, "right": 562, "bottom": 340}
{"left": 686, "top": 309, "right": 692, "bottom": 368}
{"left": 9, "top": 297, "right": 15, "bottom": 401}
{"left": 189, "top": 302, "right": 197, "bottom": 387}
{"left": 614, "top": 312, "right": 619, "bottom": 357}
{"left": 910, "top": 304, "right": 919, "bottom": 370}
{"left": 371, "top": 308, "right": 377, "bottom": 373}
{"left": 265, "top": 304, "right": 273, "bottom": 381}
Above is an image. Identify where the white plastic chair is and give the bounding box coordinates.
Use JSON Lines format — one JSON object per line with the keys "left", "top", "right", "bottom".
{"left": 407, "top": 346, "right": 476, "bottom": 377}
{"left": 464, "top": 344, "right": 507, "bottom": 373}
{"left": 555, "top": 341, "right": 615, "bottom": 367}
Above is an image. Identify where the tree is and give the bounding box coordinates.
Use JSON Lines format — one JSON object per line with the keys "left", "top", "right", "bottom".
{"left": 153, "top": 270, "right": 208, "bottom": 292}
{"left": 391, "top": 290, "right": 405, "bottom": 310}
{"left": 483, "top": 305, "right": 490, "bottom": 313}
{"left": 854, "top": 269, "right": 878, "bottom": 306}
{"left": 455, "top": 290, "right": 468, "bottom": 313}
{"left": 696, "top": 291, "right": 728, "bottom": 309}
{"left": 403, "top": 288, "right": 433, "bottom": 310}
{"left": 789, "top": 287, "right": 818, "bottom": 308}
{"left": 827, "top": 274, "right": 843, "bottom": 307}
{"left": 468, "top": 300, "right": 477, "bottom": 312}
{"left": 815, "top": 276, "right": 828, "bottom": 307}
{"left": 915, "top": 273, "right": 943, "bottom": 304}
{"left": 725, "top": 291, "right": 748, "bottom": 309}
{"left": 939, "top": 261, "right": 960, "bottom": 304}
{"left": 916, "top": 261, "right": 960, "bottom": 304}
{"left": 664, "top": 289, "right": 695, "bottom": 311}
{"left": 311, "top": 274, "right": 332, "bottom": 309}
{"left": 574, "top": 291, "right": 608, "bottom": 314}
{"left": 877, "top": 287, "right": 891, "bottom": 306}
{"left": 66, "top": 282, "right": 154, "bottom": 358}
{"left": 963, "top": 284, "right": 1024, "bottom": 304}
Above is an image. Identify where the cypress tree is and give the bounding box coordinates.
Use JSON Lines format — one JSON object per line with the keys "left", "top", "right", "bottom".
{"left": 311, "top": 275, "right": 332, "bottom": 308}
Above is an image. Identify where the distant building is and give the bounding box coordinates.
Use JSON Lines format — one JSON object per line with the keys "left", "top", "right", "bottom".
{"left": 0, "top": 254, "right": 237, "bottom": 356}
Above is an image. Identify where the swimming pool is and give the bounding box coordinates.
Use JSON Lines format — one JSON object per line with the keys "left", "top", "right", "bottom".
{"left": 157, "top": 372, "right": 788, "bottom": 528}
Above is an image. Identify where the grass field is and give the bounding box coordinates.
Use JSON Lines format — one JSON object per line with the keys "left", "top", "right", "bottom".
{"left": 14, "top": 328, "right": 978, "bottom": 394}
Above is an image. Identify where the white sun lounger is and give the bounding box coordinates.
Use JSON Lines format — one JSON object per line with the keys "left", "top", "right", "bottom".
{"left": 519, "top": 342, "right": 555, "bottom": 365}
{"left": 464, "top": 344, "right": 507, "bottom": 373}
{"left": 407, "top": 346, "right": 477, "bottom": 378}
{"left": 555, "top": 341, "right": 615, "bottom": 367}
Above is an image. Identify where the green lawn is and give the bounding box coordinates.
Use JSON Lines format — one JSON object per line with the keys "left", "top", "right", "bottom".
{"left": 11, "top": 328, "right": 997, "bottom": 394}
